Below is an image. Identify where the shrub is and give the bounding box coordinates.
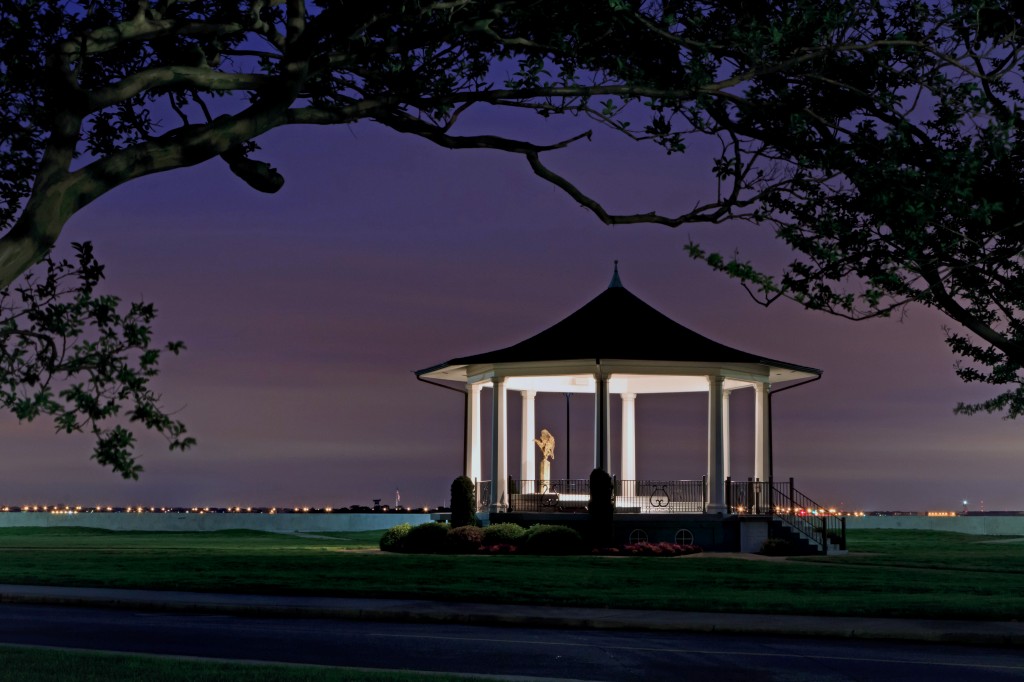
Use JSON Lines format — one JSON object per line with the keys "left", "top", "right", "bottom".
{"left": 401, "top": 522, "right": 450, "bottom": 554}
{"left": 447, "top": 525, "right": 485, "bottom": 554}
{"left": 588, "top": 468, "right": 614, "bottom": 548}
{"left": 760, "top": 537, "right": 798, "bottom": 556}
{"left": 449, "top": 476, "right": 477, "bottom": 528}
{"left": 379, "top": 523, "right": 412, "bottom": 552}
{"left": 521, "top": 524, "right": 584, "bottom": 555}
{"left": 482, "top": 522, "right": 526, "bottom": 547}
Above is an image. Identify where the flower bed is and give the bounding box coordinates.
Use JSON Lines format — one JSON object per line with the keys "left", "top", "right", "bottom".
{"left": 379, "top": 522, "right": 702, "bottom": 556}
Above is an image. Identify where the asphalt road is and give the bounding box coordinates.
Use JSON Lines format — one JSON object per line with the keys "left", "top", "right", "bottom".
{"left": 1, "top": 603, "right": 1023, "bottom": 681}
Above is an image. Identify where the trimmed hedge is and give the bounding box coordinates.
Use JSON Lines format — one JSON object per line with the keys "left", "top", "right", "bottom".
{"left": 588, "top": 468, "right": 614, "bottom": 548}
{"left": 447, "top": 525, "right": 485, "bottom": 554}
{"left": 379, "top": 523, "right": 412, "bottom": 552}
{"left": 482, "top": 523, "right": 526, "bottom": 547}
{"left": 521, "top": 524, "right": 584, "bottom": 555}
{"left": 450, "top": 476, "right": 477, "bottom": 528}
{"left": 402, "top": 522, "right": 451, "bottom": 553}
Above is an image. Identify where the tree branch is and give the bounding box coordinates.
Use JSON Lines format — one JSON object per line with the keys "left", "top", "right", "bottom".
{"left": 919, "top": 266, "right": 1024, "bottom": 364}
{"left": 526, "top": 151, "right": 744, "bottom": 227}
{"left": 375, "top": 110, "right": 593, "bottom": 154}
{"left": 61, "top": 19, "right": 244, "bottom": 60}
{"left": 87, "top": 68, "right": 274, "bottom": 112}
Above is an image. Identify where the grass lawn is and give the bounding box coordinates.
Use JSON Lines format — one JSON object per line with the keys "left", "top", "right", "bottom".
{"left": 0, "top": 527, "right": 1021, "bottom": 621}
{"left": 0, "top": 645, "right": 479, "bottom": 681}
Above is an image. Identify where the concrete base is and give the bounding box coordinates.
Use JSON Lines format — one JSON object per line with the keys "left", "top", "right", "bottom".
{"left": 739, "top": 519, "right": 769, "bottom": 553}
{"left": 490, "top": 512, "right": 743, "bottom": 551}
{"left": 614, "top": 514, "right": 740, "bottom": 550}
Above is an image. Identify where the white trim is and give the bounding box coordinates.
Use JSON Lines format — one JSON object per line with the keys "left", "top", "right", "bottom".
{"left": 428, "top": 358, "right": 815, "bottom": 386}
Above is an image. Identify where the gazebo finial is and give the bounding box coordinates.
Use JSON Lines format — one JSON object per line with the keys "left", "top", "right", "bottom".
{"left": 608, "top": 260, "right": 623, "bottom": 289}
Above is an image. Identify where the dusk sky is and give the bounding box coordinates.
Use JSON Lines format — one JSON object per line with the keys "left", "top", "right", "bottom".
{"left": 0, "top": 111, "right": 1020, "bottom": 512}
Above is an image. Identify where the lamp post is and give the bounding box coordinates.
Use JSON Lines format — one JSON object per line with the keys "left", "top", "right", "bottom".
{"left": 564, "top": 392, "right": 572, "bottom": 481}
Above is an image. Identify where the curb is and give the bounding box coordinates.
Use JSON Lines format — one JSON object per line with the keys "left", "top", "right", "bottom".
{"left": 2, "top": 585, "right": 1023, "bottom": 649}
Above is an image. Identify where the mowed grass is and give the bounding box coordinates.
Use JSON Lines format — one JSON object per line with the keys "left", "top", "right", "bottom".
{"left": 0, "top": 645, "right": 479, "bottom": 682}
{"left": 0, "top": 527, "right": 1021, "bottom": 620}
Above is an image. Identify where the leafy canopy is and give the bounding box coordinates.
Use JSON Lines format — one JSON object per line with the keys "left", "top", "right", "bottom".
{"left": 0, "top": 0, "right": 1022, "bottom": 477}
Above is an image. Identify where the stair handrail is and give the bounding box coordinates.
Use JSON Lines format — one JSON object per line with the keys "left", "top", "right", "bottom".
{"left": 770, "top": 478, "right": 846, "bottom": 551}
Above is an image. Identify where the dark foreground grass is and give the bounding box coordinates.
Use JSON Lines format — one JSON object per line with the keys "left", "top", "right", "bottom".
{"left": 0, "top": 527, "right": 1021, "bottom": 620}
{"left": 0, "top": 645, "right": 477, "bottom": 681}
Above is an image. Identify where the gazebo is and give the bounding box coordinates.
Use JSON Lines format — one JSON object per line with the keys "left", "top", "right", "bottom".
{"left": 417, "top": 265, "right": 840, "bottom": 552}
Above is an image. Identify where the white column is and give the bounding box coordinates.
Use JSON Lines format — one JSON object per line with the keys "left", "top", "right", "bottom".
{"left": 593, "top": 374, "right": 610, "bottom": 472}
{"left": 621, "top": 392, "right": 637, "bottom": 501}
{"left": 707, "top": 376, "right": 726, "bottom": 514}
{"left": 490, "top": 377, "right": 508, "bottom": 512}
{"left": 520, "top": 390, "right": 536, "bottom": 493}
{"left": 621, "top": 393, "right": 637, "bottom": 481}
{"left": 466, "top": 383, "right": 482, "bottom": 482}
{"left": 754, "top": 382, "right": 770, "bottom": 482}
{"left": 723, "top": 389, "right": 732, "bottom": 481}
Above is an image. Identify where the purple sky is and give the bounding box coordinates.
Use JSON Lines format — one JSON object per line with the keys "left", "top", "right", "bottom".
{"left": 0, "top": 116, "right": 1020, "bottom": 512}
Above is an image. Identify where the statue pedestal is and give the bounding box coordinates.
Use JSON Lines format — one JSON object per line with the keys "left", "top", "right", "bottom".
{"left": 539, "top": 458, "right": 551, "bottom": 490}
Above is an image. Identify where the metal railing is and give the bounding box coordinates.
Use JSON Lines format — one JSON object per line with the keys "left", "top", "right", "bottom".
{"left": 502, "top": 479, "right": 707, "bottom": 514}
{"left": 477, "top": 480, "right": 491, "bottom": 512}
{"left": 728, "top": 477, "right": 846, "bottom": 552}
{"left": 726, "top": 477, "right": 783, "bottom": 515}
{"left": 615, "top": 479, "right": 706, "bottom": 513}
{"left": 508, "top": 479, "right": 590, "bottom": 512}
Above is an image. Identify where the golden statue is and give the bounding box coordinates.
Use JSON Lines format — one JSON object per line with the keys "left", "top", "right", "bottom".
{"left": 535, "top": 428, "right": 555, "bottom": 488}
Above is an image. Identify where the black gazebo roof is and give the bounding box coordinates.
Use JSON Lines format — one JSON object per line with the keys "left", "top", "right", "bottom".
{"left": 417, "top": 268, "right": 821, "bottom": 380}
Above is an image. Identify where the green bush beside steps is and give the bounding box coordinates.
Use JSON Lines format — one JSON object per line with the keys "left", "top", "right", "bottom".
{"left": 378, "top": 521, "right": 703, "bottom": 556}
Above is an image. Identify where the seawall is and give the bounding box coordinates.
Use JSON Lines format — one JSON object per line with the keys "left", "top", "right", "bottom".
{"left": 846, "top": 516, "right": 1024, "bottom": 535}
{"left": 2, "top": 512, "right": 1022, "bottom": 535}
{"left": 0, "top": 512, "right": 438, "bottom": 533}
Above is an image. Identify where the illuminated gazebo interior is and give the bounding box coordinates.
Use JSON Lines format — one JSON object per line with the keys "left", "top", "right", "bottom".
{"left": 417, "top": 264, "right": 821, "bottom": 514}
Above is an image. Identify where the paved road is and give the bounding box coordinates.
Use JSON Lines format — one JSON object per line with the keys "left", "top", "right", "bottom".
{"left": 2, "top": 603, "right": 1024, "bottom": 681}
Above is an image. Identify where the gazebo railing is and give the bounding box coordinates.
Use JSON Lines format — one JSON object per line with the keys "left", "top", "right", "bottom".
{"left": 615, "top": 479, "right": 706, "bottom": 513}
{"left": 477, "top": 480, "right": 491, "bottom": 512}
{"left": 499, "top": 479, "right": 707, "bottom": 513}
{"left": 509, "top": 479, "right": 590, "bottom": 512}
{"left": 727, "top": 477, "right": 783, "bottom": 515}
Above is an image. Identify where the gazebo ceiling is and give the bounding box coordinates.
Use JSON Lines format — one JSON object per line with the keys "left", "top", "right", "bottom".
{"left": 417, "top": 268, "right": 821, "bottom": 389}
